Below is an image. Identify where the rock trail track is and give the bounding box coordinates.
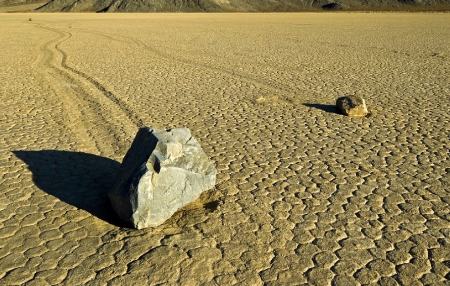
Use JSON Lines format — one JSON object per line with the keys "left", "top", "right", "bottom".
{"left": 33, "top": 23, "right": 143, "bottom": 156}
{"left": 71, "top": 26, "right": 297, "bottom": 106}
{"left": 0, "top": 13, "right": 449, "bottom": 286}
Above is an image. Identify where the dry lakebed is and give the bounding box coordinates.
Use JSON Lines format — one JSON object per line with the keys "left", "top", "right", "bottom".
{"left": 0, "top": 12, "right": 449, "bottom": 285}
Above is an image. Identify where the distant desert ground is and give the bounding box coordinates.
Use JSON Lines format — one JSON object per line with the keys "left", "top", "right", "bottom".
{"left": 0, "top": 13, "right": 449, "bottom": 285}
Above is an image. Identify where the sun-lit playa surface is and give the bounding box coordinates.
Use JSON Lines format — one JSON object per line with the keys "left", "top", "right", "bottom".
{"left": 0, "top": 13, "right": 449, "bottom": 285}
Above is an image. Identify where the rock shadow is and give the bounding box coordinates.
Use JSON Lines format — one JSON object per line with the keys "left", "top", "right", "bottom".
{"left": 203, "top": 200, "right": 220, "bottom": 212}
{"left": 303, "top": 103, "right": 340, "bottom": 115}
{"left": 13, "top": 150, "right": 126, "bottom": 227}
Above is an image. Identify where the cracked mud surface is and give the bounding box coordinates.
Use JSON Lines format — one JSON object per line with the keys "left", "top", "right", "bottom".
{"left": 0, "top": 13, "right": 449, "bottom": 285}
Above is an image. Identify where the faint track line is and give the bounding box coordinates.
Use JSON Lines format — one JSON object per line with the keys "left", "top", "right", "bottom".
{"left": 72, "top": 27, "right": 298, "bottom": 104}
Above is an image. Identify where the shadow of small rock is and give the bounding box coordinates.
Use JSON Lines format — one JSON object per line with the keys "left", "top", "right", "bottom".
{"left": 303, "top": 103, "right": 340, "bottom": 114}
{"left": 13, "top": 150, "right": 126, "bottom": 227}
{"left": 203, "top": 200, "right": 220, "bottom": 212}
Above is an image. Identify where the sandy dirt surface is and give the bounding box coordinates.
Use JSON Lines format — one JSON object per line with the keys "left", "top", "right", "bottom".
{"left": 0, "top": 13, "right": 449, "bottom": 285}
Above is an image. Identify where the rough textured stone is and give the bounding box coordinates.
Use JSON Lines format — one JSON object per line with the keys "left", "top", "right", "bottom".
{"left": 109, "top": 127, "right": 216, "bottom": 229}
{"left": 336, "top": 95, "right": 369, "bottom": 117}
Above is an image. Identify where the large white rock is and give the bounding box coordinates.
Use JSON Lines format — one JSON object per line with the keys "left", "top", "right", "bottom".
{"left": 109, "top": 127, "right": 216, "bottom": 229}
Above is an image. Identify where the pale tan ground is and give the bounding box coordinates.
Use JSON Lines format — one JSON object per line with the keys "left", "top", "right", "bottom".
{"left": 0, "top": 13, "right": 449, "bottom": 285}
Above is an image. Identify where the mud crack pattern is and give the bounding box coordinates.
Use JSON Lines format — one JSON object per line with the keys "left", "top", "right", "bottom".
{"left": 0, "top": 13, "right": 449, "bottom": 285}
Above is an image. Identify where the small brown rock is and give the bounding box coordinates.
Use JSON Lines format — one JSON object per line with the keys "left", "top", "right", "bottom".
{"left": 336, "top": 95, "right": 368, "bottom": 117}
